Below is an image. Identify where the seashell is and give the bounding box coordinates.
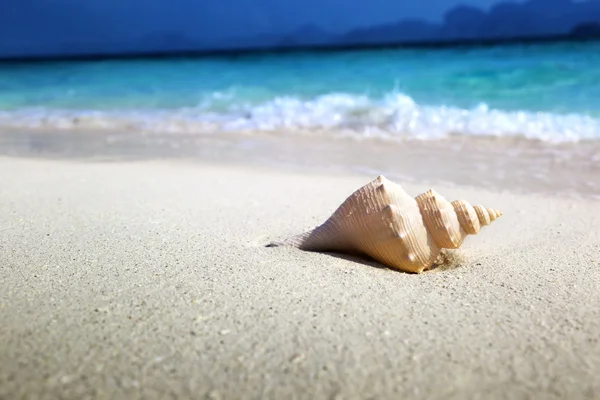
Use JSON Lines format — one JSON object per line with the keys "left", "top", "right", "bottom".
{"left": 270, "top": 175, "right": 502, "bottom": 273}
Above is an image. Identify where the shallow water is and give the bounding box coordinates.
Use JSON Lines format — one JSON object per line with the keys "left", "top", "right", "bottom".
{"left": 1, "top": 42, "right": 600, "bottom": 142}
{"left": 2, "top": 127, "right": 599, "bottom": 199}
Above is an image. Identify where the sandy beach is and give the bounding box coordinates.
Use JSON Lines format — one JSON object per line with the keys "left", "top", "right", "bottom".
{"left": 1, "top": 150, "right": 599, "bottom": 399}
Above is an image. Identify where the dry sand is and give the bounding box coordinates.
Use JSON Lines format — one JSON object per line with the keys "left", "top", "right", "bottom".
{"left": 1, "top": 156, "right": 600, "bottom": 399}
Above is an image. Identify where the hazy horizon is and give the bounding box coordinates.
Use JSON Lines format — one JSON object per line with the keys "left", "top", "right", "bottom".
{"left": 2, "top": 0, "right": 600, "bottom": 57}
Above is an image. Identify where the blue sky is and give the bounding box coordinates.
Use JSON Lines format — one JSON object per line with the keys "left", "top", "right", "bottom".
{"left": 0, "top": 0, "right": 518, "bottom": 56}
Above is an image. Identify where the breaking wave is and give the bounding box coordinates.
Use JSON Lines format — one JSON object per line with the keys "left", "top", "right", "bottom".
{"left": 1, "top": 92, "right": 598, "bottom": 143}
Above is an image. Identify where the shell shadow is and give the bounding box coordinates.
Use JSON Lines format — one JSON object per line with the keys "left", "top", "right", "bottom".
{"left": 319, "top": 251, "right": 389, "bottom": 270}
{"left": 266, "top": 242, "right": 466, "bottom": 274}
{"left": 265, "top": 242, "right": 388, "bottom": 270}
{"left": 325, "top": 249, "right": 467, "bottom": 273}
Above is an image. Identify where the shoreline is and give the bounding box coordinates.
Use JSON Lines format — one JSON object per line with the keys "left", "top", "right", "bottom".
{"left": 1, "top": 155, "right": 599, "bottom": 399}
{"left": 1, "top": 127, "right": 599, "bottom": 200}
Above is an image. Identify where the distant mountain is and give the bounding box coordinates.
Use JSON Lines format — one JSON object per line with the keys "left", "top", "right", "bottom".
{"left": 138, "top": 32, "right": 203, "bottom": 52}
{"left": 279, "top": 25, "right": 334, "bottom": 46}
{"left": 3, "top": 0, "right": 600, "bottom": 59}
{"left": 339, "top": 19, "right": 438, "bottom": 45}
{"left": 479, "top": 0, "right": 599, "bottom": 38}
{"left": 440, "top": 5, "right": 488, "bottom": 40}
{"left": 336, "top": 0, "right": 600, "bottom": 45}
{"left": 570, "top": 21, "right": 600, "bottom": 38}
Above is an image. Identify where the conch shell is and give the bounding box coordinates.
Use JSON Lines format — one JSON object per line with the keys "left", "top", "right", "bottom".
{"left": 271, "top": 175, "right": 502, "bottom": 273}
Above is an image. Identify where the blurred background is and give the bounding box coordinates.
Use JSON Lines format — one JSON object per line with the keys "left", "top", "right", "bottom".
{"left": 1, "top": 0, "right": 599, "bottom": 195}
{"left": 2, "top": 0, "right": 600, "bottom": 56}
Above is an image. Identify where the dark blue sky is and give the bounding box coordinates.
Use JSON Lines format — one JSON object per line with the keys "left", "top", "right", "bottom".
{"left": 0, "top": 0, "right": 513, "bottom": 56}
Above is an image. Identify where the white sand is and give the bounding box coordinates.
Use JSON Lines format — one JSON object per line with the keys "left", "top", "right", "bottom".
{"left": 1, "top": 156, "right": 599, "bottom": 399}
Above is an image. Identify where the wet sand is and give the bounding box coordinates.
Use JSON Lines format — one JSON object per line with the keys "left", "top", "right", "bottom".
{"left": 1, "top": 151, "right": 600, "bottom": 399}
{"left": 1, "top": 127, "right": 599, "bottom": 198}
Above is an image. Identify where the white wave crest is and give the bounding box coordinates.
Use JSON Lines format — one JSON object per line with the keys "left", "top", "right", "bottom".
{"left": 0, "top": 92, "right": 598, "bottom": 143}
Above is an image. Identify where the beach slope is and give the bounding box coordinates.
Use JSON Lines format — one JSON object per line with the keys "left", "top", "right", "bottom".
{"left": 1, "top": 157, "right": 599, "bottom": 399}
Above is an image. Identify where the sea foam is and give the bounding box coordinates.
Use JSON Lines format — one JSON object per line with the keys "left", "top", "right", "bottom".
{"left": 0, "top": 92, "right": 598, "bottom": 143}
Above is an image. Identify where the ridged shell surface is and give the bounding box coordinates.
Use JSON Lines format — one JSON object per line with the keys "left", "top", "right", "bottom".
{"left": 273, "top": 175, "right": 502, "bottom": 273}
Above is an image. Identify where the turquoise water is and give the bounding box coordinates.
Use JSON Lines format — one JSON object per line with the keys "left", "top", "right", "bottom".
{"left": 1, "top": 41, "right": 600, "bottom": 142}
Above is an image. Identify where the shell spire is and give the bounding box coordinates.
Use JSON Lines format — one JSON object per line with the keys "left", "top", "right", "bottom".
{"left": 271, "top": 175, "right": 502, "bottom": 273}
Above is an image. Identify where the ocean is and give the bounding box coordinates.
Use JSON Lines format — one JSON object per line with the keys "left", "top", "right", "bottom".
{"left": 1, "top": 41, "right": 599, "bottom": 198}
{"left": 1, "top": 41, "right": 600, "bottom": 143}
